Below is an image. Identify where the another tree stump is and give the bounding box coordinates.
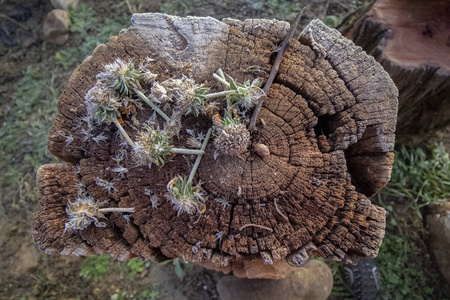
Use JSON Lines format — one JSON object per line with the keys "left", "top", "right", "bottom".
{"left": 33, "top": 14, "right": 398, "bottom": 278}
{"left": 339, "top": 0, "right": 450, "bottom": 140}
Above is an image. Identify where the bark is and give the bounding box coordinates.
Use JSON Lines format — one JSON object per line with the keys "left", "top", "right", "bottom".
{"left": 338, "top": 0, "right": 450, "bottom": 140}
{"left": 33, "top": 14, "right": 398, "bottom": 278}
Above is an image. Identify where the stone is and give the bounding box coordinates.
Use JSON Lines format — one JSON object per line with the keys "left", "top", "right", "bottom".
{"left": 427, "top": 202, "right": 450, "bottom": 284}
{"left": 50, "top": 0, "right": 79, "bottom": 11}
{"left": 216, "top": 260, "right": 333, "bottom": 300}
{"left": 43, "top": 9, "right": 70, "bottom": 45}
{"left": 13, "top": 243, "right": 40, "bottom": 274}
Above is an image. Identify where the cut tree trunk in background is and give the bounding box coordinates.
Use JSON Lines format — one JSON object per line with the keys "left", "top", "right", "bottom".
{"left": 33, "top": 14, "right": 398, "bottom": 279}
{"left": 339, "top": 0, "right": 450, "bottom": 141}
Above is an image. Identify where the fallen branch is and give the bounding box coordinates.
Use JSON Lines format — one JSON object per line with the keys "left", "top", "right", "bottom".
{"left": 248, "top": 7, "right": 306, "bottom": 131}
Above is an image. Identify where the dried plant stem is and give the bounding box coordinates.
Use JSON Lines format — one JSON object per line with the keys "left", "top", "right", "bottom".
{"left": 187, "top": 128, "right": 212, "bottom": 185}
{"left": 239, "top": 223, "right": 274, "bottom": 232}
{"left": 171, "top": 148, "right": 204, "bottom": 155}
{"left": 274, "top": 198, "right": 288, "bottom": 220}
{"left": 205, "top": 90, "right": 235, "bottom": 98}
{"left": 133, "top": 88, "right": 170, "bottom": 122}
{"left": 213, "top": 73, "right": 230, "bottom": 87}
{"left": 113, "top": 119, "right": 136, "bottom": 148}
{"left": 98, "top": 207, "right": 135, "bottom": 213}
{"left": 248, "top": 8, "right": 305, "bottom": 131}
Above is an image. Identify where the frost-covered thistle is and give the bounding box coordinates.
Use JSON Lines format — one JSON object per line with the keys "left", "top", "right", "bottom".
{"left": 166, "top": 176, "right": 206, "bottom": 216}
{"left": 98, "top": 58, "right": 169, "bottom": 121}
{"left": 214, "top": 110, "right": 250, "bottom": 157}
{"left": 98, "top": 58, "right": 144, "bottom": 97}
{"left": 212, "top": 68, "right": 265, "bottom": 114}
{"left": 161, "top": 75, "right": 209, "bottom": 116}
{"left": 84, "top": 83, "right": 136, "bottom": 148}
{"left": 65, "top": 196, "right": 135, "bottom": 232}
{"left": 133, "top": 123, "right": 204, "bottom": 167}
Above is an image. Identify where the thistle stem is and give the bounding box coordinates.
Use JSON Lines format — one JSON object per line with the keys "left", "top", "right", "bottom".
{"left": 133, "top": 88, "right": 170, "bottom": 122}
{"left": 171, "top": 148, "right": 204, "bottom": 155}
{"left": 213, "top": 73, "right": 230, "bottom": 88}
{"left": 113, "top": 119, "right": 136, "bottom": 148}
{"left": 205, "top": 90, "right": 235, "bottom": 98}
{"left": 188, "top": 128, "right": 212, "bottom": 185}
{"left": 99, "top": 207, "right": 135, "bottom": 213}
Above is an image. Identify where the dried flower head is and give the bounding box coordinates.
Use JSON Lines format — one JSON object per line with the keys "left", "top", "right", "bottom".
{"left": 214, "top": 123, "right": 250, "bottom": 157}
{"left": 214, "top": 111, "right": 250, "bottom": 157}
{"left": 65, "top": 196, "right": 107, "bottom": 232}
{"left": 162, "top": 75, "right": 209, "bottom": 116}
{"left": 133, "top": 124, "right": 173, "bottom": 167}
{"left": 65, "top": 196, "right": 135, "bottom": 232}
{"left": 98, "top": 58, "right": 144, "bottom": 97}
{"left": 226, "top": 77, "right": 264, "bottom": 113}
{"left": 166, "top": 176, "right": 206, "bottom": 216}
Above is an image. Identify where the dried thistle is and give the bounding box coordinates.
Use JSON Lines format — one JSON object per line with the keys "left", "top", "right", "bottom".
{"left": 133, "top": 123, "right": 204, "bottom": 167}
{"left": 98, "top": 58, "right": 144, "bottom": 97}
{"left": 214, "top": 111, "right": 250, "bottom": 157}
{"left": 166, "top": 176, "right": 206, "bottom": 216}
{"left": 212, "top": 69, "right": 265, "bottom": 114}
{"left": 65, "top": 196, "right": 135, "bottom": 232}
{"left": 161, "top": 75, "right": 209, "bottom": 116}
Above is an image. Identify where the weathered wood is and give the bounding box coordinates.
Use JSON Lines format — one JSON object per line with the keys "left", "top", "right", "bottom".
{"left": 338, "top": 0, "right": 450, "bottom": 140}
{"left": 33, "top": 14, "right": 397, "bottom": 278}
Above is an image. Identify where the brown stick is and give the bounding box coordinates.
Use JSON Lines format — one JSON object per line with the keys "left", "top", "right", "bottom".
{"left": 274, "top": 198, "right": 289, "bottom": 221}
{"left": 248, "top": 7, "right": 306, "bottom": 131}
{"left": 239, "top": 223, "right": 274, "bottom": 232}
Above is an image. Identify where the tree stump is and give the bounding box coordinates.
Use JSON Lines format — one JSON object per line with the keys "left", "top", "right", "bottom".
{"left": 33, "top": 14, "right": 398, "bottom": 278}
{"left": 338, "top": 0, "right": 450, "bottom": 140}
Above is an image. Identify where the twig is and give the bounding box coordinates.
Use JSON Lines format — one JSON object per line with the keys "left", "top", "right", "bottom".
{"left": 239, "top": 223, "right": 273, "bottom": 232}
{"left": 274, "top": 198, "right": 288, "bottom": 220}
{"left": 0, "top": 13, "right": 29, "bottom": 30}
{"left": 187, "top": 128, "right": 212, "bottom": 185}
{"left": 248, "top": 7, "right": 306, "bottom": 131}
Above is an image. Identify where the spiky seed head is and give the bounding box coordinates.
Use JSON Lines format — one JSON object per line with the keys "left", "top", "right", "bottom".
{"left": 149, "top": 82, "right": 170, "bottom": 104}
{"left": 65, "top": 196, "right": 107, "bottom": 232}
{"left": 133, "top": 125, "right": 173, "bottom": 167}
{"left": 98, "top": 58, "right": 144, "bottom": 97}
{"left": 162, "top": 75, "right": 209, "bottom": 116}
{"left": 166, "top": 176, "right": 206, "bottom": 216}
{"left": 214, "top": 123, "right": 250, "bottom": 157}
{"left": 226, "top": 77, "right": 264, "bottom": 113}
{"left": 85, "top": 83, "right": 122, "bottom": 125}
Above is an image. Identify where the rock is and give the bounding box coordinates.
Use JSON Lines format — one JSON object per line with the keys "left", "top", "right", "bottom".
{"left": 198, "top": 259, "right": 294, "bottom": 279}
{"left": 13, "top": 243, "right": 40, "bottom": 274}
{"left": 216, "top": 260, "right": 333, "bottom": 300}
{"left": 427, "top": 202, "right": 450, "bottom": 284}
{"left": 43, "top": 9, "right": 70, "bottom": 45}
{"left": 50, "top": 0, "right": 79, "bottom": 11}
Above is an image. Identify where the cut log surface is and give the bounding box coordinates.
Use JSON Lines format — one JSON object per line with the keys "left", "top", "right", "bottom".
{"left": 34, "top": 14, "right": 398, "bottom": 276}
{"left": 340, "top": 0, "right": 450, "bottom": 138}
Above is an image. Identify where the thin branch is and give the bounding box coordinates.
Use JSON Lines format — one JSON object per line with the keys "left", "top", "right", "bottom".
{"left": 274, "top": 198, "right": 289, "bottom": 220}
{"left": 113, "top": 119, "right": 136, "bottom": 148}
{"left": 248, "top": 7, "right": 306, "bottom": 131}
{"left": 239, "top": 223, "right": 273, "bottom": 232}
{"left": 133, "top": 88, "right": 170, "bottom": 122}
{"left": 0, "top": 13, "right": 29, "bottom": 30}
{"left": 99, "top": 207, "right": 135, "bottom": 213}
{"left": 187, "top": 128, "right": 212, "bottom": 185}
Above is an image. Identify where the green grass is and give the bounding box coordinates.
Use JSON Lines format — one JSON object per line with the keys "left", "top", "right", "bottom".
{"left": 372, "top": 143, "right": 450, "bottom": 299}
{"left": 329, "top": 142, "right": 450, "bottom": 299}
{"left": 80, "top": 255, "right": 111, "bottom": 281}
{"left": 0, "top": 2, "right": 131, "bottom": 212}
